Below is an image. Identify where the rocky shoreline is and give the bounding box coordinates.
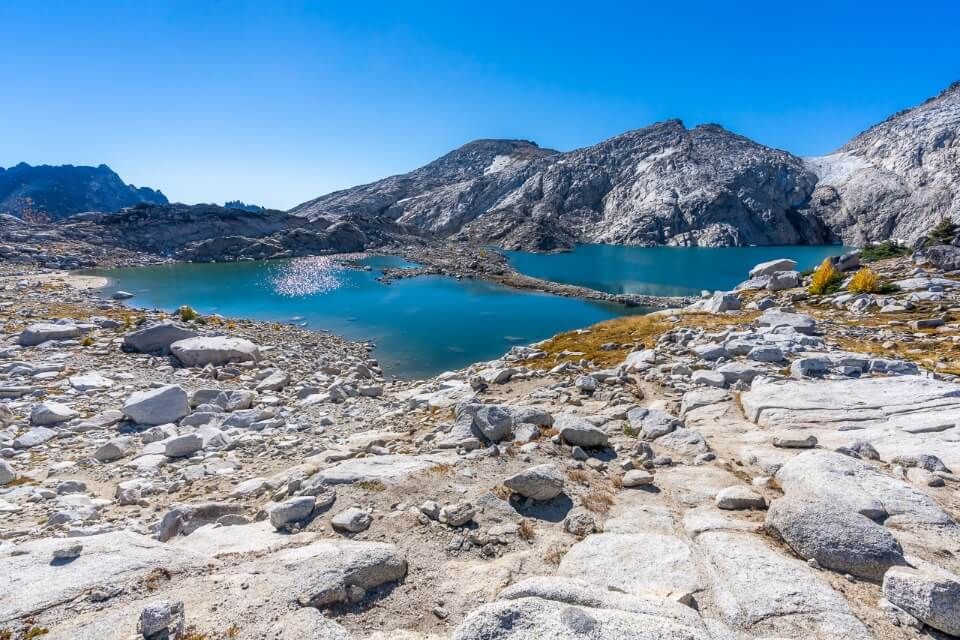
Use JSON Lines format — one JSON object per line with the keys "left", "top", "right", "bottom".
{"left": 1, "top": 243, "right": 960, "bottom": 639}
{"left": 381, "top": 243, "right": 696, "bottom": 309}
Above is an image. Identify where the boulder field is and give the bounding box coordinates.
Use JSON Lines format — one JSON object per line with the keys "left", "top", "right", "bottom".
{"left": 1, "top": 249, "right": 960, "bottom": 639}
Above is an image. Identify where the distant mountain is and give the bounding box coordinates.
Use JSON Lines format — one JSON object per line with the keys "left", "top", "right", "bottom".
{"left": 290, "top": 81, "right": 960, "bottom": 250}
{"left": 224, "top": 200, "right": 265, "bottom": 213}
{"left": 805, "top": 81, "right": 960, "bottom": 246}
{"left": 0, "top": 163, "right": 167, "bottom": 221}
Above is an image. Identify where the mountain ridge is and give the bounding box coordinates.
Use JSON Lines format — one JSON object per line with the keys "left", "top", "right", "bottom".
{"left": 0, "top": 162, "right": 167, "bottom": 221}
{"left": 289, "top": 80, "right": 959, "bottom": 250}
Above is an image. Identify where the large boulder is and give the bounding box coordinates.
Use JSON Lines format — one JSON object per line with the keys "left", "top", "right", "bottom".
{"left": 170, "top": 336, "right": 260, "bottom": 366}
{"left": 164, "top": 433, "right": 203, "bottom": 458}
{"left": 157, "top": 502, "right": 244, "bottom": 541}
{"left": 765, "top": 495, "right": 905, "bottom": 580}
{"left": 766, "top": 270, "right": 801, "bottom": 291}
{"left": 122, "top": 321, "right": 198, "bottom": 354}
{"left": 626, "top": 407, "right": 680, "bottom": 440}
{"left": 123, "top": 385, "right": 190, "bottom": 425}
{"left": 0, "top": 460, "right": 16, "bottom": 485}
{"left": 555, "top": 414, "right": 608, "bottom": 448}
{"left": 883, "top": 566, "right": 960, "bottom": 636}
{"left": 30, "top": 401, "right": 77, "bottom": 426}
{"left": 270, "top": 497, "right": 317, "bottom": 530}
{"left": 18, "top": 322, "right": 80, "bottom": 346}
{"left": 750, "top": 258, "right": 797, "bottom": 278}
{"left": 504, "top": 464, "right": 564, "bottom": 501}
{"left": 757, "top": 309, "right": 817, "bottom": 335}
{"left": 271, "top": 540, "right": 406, "bottom": 608}
{"left": 922, "top": 244, "right": 960, "bottom": 272}
{"left": 774, "top": 451, "right": 955, "bottom": 528}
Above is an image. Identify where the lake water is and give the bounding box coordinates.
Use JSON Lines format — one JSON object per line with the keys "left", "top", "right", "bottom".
{"left": 506, "top": 244, "right": 852, "bottom": 297}
{"left": 91, "top": 245, "right": 850, "bottom": 378}
{"left": 89, "top": 256, "right": 643, "bottom": 379}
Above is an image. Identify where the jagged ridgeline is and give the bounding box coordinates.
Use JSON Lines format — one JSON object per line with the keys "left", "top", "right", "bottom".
{"left": 0, "top": 163, "right": 167, "bottom": 221}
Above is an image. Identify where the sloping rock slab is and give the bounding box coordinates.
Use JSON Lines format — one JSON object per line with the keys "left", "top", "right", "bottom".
{"left": 741, "top": 375, "right": 960, "bottom": 431}
{"left": 497, "top": 577, "right": 704, "bottom": 627}
{"left": 452, "top": 597, "right": 710, "bottom": 640}
{"left": 261, "top": 540, "right": 406, "bottom": 607}
{"left": 316, "top": 454, "right": 457, "bottom": 485}
{"left": 558, "top": 532, "right": 702, "bottom": 597}
{"left": 0, "top": 531, "right": 207, "bottom": 623}
{"left": 775, "top": 451, "right": 955, "bottom": 528}
{"left": 697, "top": 530, "right": 872, "bottom": 639}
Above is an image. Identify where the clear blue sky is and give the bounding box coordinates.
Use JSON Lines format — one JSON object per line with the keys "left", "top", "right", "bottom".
{"left": 2, "top": 1, "right": 957, "bottom": 210}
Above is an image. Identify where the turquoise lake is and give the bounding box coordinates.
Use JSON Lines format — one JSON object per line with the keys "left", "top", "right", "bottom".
{"left": 506, "top": 244, "right": 851, "bottom": 297}
{"left": 90, "top": 256, "right": 644, "bottom": 379}
{"left": 91, "top": 245, "right": 850, "bottom": 379}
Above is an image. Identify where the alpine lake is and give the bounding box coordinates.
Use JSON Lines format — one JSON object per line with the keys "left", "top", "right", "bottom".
{"left": 88, "top": 245, "right": 849, "bottom": 379}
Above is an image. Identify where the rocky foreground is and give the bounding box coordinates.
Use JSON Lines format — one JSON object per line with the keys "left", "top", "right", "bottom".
{"left": 1, "top": 249, "right": 960, "bottom": 639}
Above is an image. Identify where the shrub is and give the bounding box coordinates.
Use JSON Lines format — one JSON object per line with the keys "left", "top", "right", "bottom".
{"left": 808, "top": 258, "right": 843, "bottom": 295}
{"left": 924, "top": 218, "right": 958, "bottom": 247}
{"left": 177, "top": 305, "right": 199, "bottom": 321}
{"left": 847, "top": 267, "right": 880, "bottom": 294}
{"left": 859, "top": 241, "right": 911, "bottom": 263}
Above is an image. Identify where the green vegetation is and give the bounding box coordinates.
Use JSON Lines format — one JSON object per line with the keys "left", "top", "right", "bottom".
{"left": 177, "top": 305, "right": 199, "bottom": 321}
{"left": 859, "top": 241, "right": 911, "bottom": 263}
{"left": 924, "top": 218, "right": 958, "bottom": 247}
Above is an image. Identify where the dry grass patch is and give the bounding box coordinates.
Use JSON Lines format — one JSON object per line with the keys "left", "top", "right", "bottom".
{"left": 518, "top": 519, "right": 536, "bottom": 541}
{"left": 357, "top": 479, "right": 386, "bottom": 492}
{"left": 581, "top": 488, "right": 615, "bottom": 514}
{"left": 566, "top": 469, "right": 591, "bottom": 485}
{"left": 427, "top": 463, "right": 454, "bottom": 476}
{"left": 491, "top": 484, "right": 511, "bottom": 501}
{"left": 543, "top": 543, "right": 567, "bottom": 565}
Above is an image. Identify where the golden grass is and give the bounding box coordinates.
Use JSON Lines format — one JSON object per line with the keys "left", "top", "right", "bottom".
{"left": 524, "top": 311, "right": 758, "bottom": 370}
{"left": 566, "top": 469, "right": 591, "bottom": 485}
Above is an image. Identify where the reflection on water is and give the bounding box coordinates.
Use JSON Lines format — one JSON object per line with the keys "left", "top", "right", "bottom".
{"left": 269, "top": 256, "right": 345, "bottom": 296}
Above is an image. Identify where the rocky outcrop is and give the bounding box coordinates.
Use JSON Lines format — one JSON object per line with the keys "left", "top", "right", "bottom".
{"left": 0, "top": 162, "right": 166, "bottom": 221}
{"left": 806, "top": 81, "right": 960, "bottom": 245}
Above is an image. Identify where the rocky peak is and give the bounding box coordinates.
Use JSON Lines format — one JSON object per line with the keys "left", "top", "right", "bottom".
{"left": 0, "top": 163, "right": 167, "bottom": 221}
{"left": 805, "top": 79, "right": 959, "bottom": 246}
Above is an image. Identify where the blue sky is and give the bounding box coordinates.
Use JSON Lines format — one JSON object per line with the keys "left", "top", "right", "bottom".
{"left": 1, "top": 1, "right": 957, "bottom": 209}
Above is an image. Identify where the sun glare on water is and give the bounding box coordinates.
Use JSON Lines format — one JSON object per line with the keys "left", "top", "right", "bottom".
{"left": 269, "top": 256, "right": 344, "bottom": 296}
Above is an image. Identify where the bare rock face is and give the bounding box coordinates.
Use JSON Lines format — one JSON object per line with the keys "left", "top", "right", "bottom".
{"left": 290, "top": 123, "right": 835, "bottom": 250}
{"left": 806, "top": 81, "right": 960, "bottom": 246}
